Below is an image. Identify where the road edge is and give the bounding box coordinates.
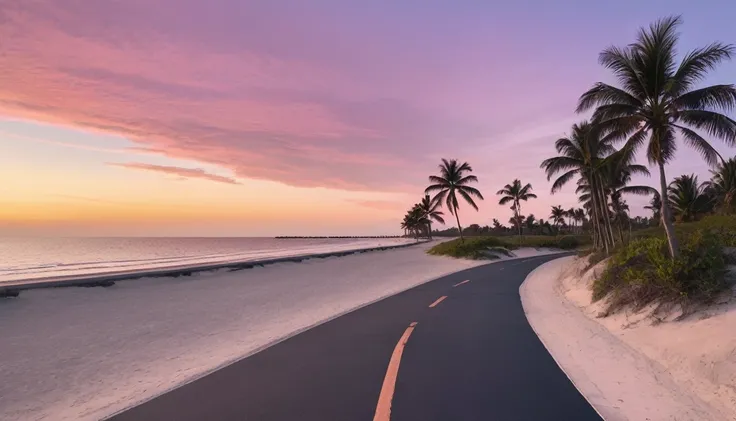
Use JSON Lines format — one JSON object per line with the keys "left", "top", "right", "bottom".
{"left": 519, "top": 256, "right": 722, "bottom": 421}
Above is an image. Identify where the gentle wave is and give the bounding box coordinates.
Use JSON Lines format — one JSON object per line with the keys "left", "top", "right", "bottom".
{"left": 0, "top": 237, "right": 412, "bottom": 284}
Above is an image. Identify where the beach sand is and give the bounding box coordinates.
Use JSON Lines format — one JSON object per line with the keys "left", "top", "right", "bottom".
{"left": 521, "top": 256, "right": 732, "bottom": 420}
{"left": 0, "top": 241, "right": 485, "bottom": 421}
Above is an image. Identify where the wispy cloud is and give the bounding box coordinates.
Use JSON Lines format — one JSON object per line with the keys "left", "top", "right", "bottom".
{"left": 108, "top": 162, "right": 240, "bottom": 185}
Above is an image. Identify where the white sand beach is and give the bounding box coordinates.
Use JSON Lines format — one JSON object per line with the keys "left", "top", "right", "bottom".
{"left": 521, "top": 256, "right": 736, "bottom": 420}
{"left": 0, "top": 241, "right": 486, "bottom": 421}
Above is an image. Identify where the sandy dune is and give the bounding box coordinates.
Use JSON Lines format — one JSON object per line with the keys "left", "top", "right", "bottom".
{"left": 521, "top": 256, "right": 733, "bottom": 420}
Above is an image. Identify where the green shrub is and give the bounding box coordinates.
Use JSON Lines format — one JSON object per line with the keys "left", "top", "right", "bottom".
{"left": 427, "top": 234, "right": 587, "bottom": 259}
{"left": 594, "top": 229, "right": 727, "bottom": 315}
{"left": 427, "top": 236, "right": 511, "bottom": 259}
{"left": 556, "top": 235, "right": 580, "bottom": 250}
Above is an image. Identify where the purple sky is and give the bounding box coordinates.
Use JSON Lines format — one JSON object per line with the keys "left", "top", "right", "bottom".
{"left": 0, "top": 0, "right": 734, "bottom": 234}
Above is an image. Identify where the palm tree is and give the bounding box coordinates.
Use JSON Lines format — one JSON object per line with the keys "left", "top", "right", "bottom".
{"left": 573, "top": 208, "right": 586, "bottom": 234}
{"left": 706, "top": 157, "right": 736, "bottom": 213}
{"left": 416, "top": 194, "right": 445, "bottom": 239}
{"left": 509, "top": 214, "right": 526, "bottom": 230}
{"left": 492, "top": 218, "right": 503, "bottom": 233}
{"left": 401, "top": 206, "right": 429, "bottom": 239}
{"left": 566, "top": 208, "right": 576, "bottom": 232}
{"left": 497, "top": 179, "right": 537, "bottom": 243}
{"left": 526, "top": 214, "right": 537, "bottom": 234}
{"left": 668, "top": 174, "right": 712, "bottom": 222}
{"left": 540, "top": 121, "right": 618, "bottom": 252}
{"left": 425, "top": 159, "right": 484, "bottom": 241}
{"left": 644, "top": 191, "right": 663, "bottom": 224}
{"left": 577, "top": 16, "right": 736, "bottom": 257}
{"left": 550, "top": 205, "right": 566, "bottom": 228}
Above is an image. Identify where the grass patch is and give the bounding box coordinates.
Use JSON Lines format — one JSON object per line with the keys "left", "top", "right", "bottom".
{"left": 428, "top": 234, "right": 585, "bottom": 259}
{"left": 593, "top": 230, "right": 728, "bottom": 316}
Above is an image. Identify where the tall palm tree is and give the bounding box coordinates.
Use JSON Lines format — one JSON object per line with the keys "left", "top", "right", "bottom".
{"left": 540, "top": 121, "right": 617, "bottom": 252}
{"left": 550, "top": 205, "right": 566, "bottom": 228}
{"left": 577, "top": 16, "right": 736, "bottom": 257}
{"left": 497, "top": 179, "right": 537, "bottom": 243}
{"left": 416, "top": 194, "right": 445, "bottom": 239}
{"left": 425, "top": 159, "right": 484, "bottom": 241}
{"left": 706, "top": 157, "right": 736, "bottom": 213}
{"left": 668, "top": 174, "right": 712, "bottom": 222}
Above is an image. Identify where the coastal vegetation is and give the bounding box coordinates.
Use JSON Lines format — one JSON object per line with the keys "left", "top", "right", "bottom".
{"left": 404, "top": 16, "right": 736, "bottom": 314}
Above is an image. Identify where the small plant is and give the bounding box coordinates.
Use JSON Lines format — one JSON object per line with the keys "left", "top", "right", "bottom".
{"left": 556, "top": 235, "right": 579, "bottom": 250}
{"left": 594, "top": 230, "right": 728, "bottom": 315}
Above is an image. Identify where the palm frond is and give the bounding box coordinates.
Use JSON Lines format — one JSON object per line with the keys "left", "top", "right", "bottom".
{"left": 458, "top": 185, "right": 484, "bottom": 200}
{"left": 424, "top": 184, "right": 446, "bottom": 194}
{"left": 678, "top": 110, "right": 736, "bottom": 143}
{"left": 576, "top": 83, "right": 643, "bottom": 113}
{"left": 596, "top": 45, "right": 648, "bottom": 101}
{"left": 457, "top": 175, "right": 479, "bottom": 185}
{"left": 674, "top": 84, "right": 736, "bottom": 111}
{"left": 550, "top": 169, "right": 579, "bottom": 193}
{"left": 540, "top": 157, "right": 582, "bottom": 179}
{"left": 457, "top": 189, "right": 479, "bottom": 211}
{"left": 618, "top": 185, "right": 657, "bottom": 196}
{"left": 498, "top": 196, "right": 513, "bottom": 205}
{"left": 671, "top": 43, "right": 735, "bottom": 94}
{"left": 675, "top": 124, "right": 723, "bottom": 166}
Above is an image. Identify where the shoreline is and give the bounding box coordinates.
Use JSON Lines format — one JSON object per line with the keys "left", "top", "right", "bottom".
{"left": 0, "top": 240, "right": 425, "bottom": 296}
{"left": 0, "top": 241, "right": 485, "bottom": 421}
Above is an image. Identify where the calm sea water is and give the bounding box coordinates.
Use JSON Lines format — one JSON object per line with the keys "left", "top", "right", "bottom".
{"left": 0, "top": 237, "right": 410, "bottom": 284}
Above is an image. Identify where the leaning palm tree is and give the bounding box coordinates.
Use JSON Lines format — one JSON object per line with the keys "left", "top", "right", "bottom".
{"left": 425, "top": 159, "right": 483, "bottom": 241}
{"left": 668, "top": 174, "right": 712, "bottom": 222}
{"left": 706, "top": 157, "right": 736, "bottom": 214}
{"left": 540, "top": 121, "right": 618, "bottom": 252}
{"left": 416, "top": 194, "right": 445, "bottom": 239}
{"left": 577, "top": 16, "right": 736, "bottom": 257}
{"left": 497, "top": 179, "right": 537, "bottom": 243}
{"left": 401, "top": 209, "right": 420, "bottom": 239}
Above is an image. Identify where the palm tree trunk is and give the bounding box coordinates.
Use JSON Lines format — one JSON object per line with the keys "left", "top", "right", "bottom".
{"left": 658, "top": 162, "right": 679, "bottom": 257}
{"left": 516, "top": 201, "right": 523, "bottom": 245}
{"left": 427, "top": 221, "right": 432, "bottom": 240}
{"left": 595, "top": 175, "right": 615, "bottom": 249}
{"left": 454, "top": 206, "right": 463, "bottom": 241}
{"left": 590, "top": 174, "right": 608, "bottom": 253}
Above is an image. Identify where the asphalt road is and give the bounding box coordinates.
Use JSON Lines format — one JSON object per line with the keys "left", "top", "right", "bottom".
{"left": 110, "top": 254, "right": 601, "bottom": 421}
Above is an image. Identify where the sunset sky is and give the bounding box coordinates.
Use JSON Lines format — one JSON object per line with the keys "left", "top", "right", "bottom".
{"left": 1, "top": 0, "right": 734, "bottom": 236}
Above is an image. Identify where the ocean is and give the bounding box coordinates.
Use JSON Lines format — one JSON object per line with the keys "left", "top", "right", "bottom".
{"left": 0, "top": 237, "right": 410, "bottom": 284}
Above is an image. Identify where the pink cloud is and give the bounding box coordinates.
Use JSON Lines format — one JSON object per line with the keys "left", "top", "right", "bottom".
{"left": 0, "top": 0, "right": 574, "bottom": 196}
{"left": 1, "top": 0, "right": 731, "bottom": 227}
{"left": 108, "top": 162, "right": 240, "bottom": 185}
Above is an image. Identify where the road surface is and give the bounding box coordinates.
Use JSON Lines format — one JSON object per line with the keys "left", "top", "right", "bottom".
{"left": 110, "top": 254, "right": 601, "bottom": 421}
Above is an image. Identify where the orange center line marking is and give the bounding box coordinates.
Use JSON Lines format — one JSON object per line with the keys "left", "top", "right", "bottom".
{"left": 428, "top": 295, "right": 447, "bottom": 308}
{"left": 453, "top": 279, "right": 470, "bottom": 287}
{"left": 372, "top": 322, "right": 418, "bottom": 421}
